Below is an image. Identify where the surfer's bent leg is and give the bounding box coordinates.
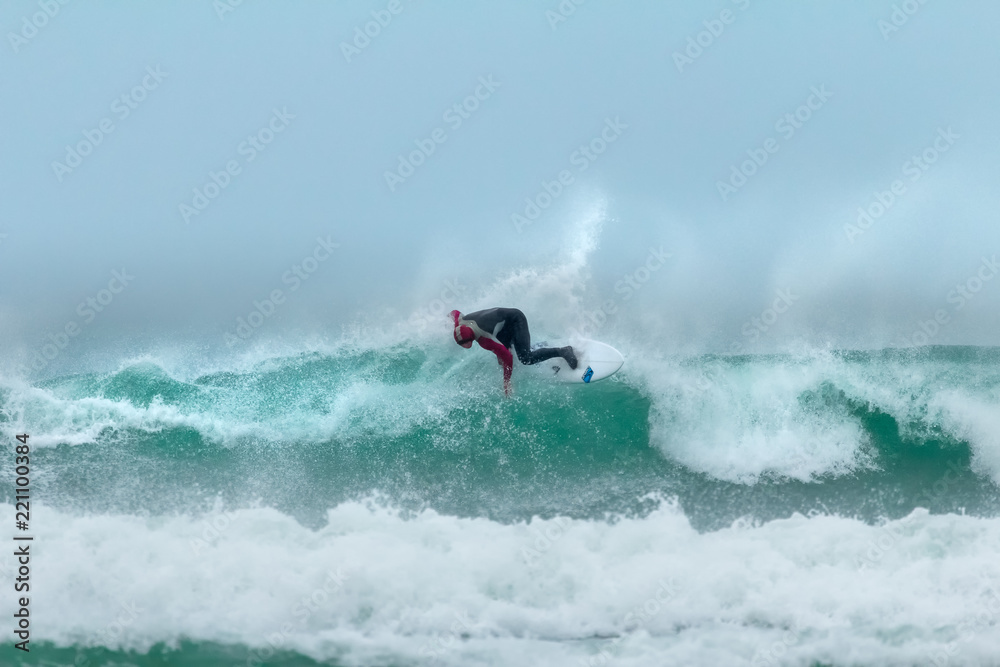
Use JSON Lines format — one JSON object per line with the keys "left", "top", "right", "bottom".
{"left": 504, "top": 310, "right": 578, "bottom": 369}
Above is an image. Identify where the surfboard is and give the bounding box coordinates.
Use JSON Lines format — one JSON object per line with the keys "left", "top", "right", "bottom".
{"left": 531, "top": 339, "right": 624, "bottom": 384}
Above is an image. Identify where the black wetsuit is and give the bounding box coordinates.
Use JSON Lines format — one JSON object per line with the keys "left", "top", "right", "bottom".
{"left": 462, "top": 308, "right": 576, "bottom": 367}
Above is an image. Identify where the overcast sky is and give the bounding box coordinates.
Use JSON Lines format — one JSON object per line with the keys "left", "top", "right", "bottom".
{"left": 2, "top": 0, "right": 999, "bottom": 371}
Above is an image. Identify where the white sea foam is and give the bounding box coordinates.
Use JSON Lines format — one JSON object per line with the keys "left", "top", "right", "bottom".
{"left": 619, "top": 347, "right": 1000, "bottom": 485}
{"left": 632, "top": 350, "right": 875, "bottom": 483}
{"left": 930, "top": 390, "right": 1000, "bottom": 482}
{"left": 2, "top": 501, "right": 999, "bottom": 666}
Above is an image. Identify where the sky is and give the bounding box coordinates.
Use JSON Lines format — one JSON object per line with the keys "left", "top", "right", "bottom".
{"left": 2, "top": 0, "right": 1000, "bottom": 372}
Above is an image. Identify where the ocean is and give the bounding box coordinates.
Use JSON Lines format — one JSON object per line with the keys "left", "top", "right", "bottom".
{"left": 1, "top": 342, "right": 999, "bottom": 666}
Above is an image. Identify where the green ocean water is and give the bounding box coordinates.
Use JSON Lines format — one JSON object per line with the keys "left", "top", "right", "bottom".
{"left": 5, "top": 345, "right": 998, "bottom": 529}
{"left": 1, "top": 344, "right": 999, "bottom": 666}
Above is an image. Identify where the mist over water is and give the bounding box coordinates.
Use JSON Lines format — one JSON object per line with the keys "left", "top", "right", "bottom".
{"left": 2, "top": 2, "right": 1000, "bottom": 370}
{"left": 2, "top": 2, "right": 1000, "bottom": 666}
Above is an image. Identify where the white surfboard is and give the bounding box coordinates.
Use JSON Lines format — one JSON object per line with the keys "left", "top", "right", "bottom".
{"left": 531, "top": 339, "right": 624, "bottom": 384}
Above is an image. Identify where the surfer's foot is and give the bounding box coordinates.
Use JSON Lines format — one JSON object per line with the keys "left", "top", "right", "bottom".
{"left": 562, "top": 346, "right": 578, "bottom": 370}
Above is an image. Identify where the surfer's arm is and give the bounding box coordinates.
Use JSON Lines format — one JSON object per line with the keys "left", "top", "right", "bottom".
{"left": 477, "top": 337, "right": 513, "bottom": 395}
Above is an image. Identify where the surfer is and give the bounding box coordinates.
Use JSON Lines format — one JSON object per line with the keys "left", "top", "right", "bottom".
{"left": 450, "top": 308, "right": 577, "bottom": 395}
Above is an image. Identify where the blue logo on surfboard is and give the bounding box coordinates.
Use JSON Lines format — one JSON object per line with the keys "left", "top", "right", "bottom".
{"left": 582, "top": 366, "right": 594, "bottom": 383}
